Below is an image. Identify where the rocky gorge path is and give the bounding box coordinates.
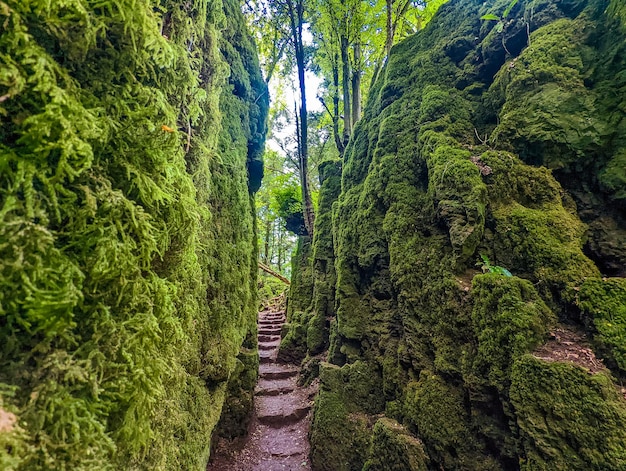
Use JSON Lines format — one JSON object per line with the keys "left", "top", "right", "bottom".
{"left": 208, "top": 309, "right": 316, "bottom": 470}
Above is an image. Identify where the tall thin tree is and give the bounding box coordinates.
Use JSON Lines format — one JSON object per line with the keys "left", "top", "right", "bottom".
{"left": 286, "top": 0, "right": 315, "bottom": 237}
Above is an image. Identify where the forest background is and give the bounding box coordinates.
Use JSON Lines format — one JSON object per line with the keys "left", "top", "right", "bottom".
{"left": 250, "top": 0, "right": 447, "bottom": 285}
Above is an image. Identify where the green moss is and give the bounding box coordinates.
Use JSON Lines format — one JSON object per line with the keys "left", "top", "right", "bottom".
{"left": 490, "top": 18, "right": 607, "bottom": 169}
{"left": 599, "top": 150, "right": 626, "bottom": 201}
{"left": 0, "top": 0, "right": 266, "bottom": 468}
{"left": 480, "top": 150, "right": 599, "bottom": 309}
{"left": 363, "top": 418, "right": 429, "bottom": 471}
{"left": 310, "top": 362, "right": 384, "bottom": 470}
{"left": 215, "top": 347, "right": 259, "bottom": 438}
{"left": 306, "top": 313, "right": 326, "bottom": 354}
{"left": 0, "top": 393, "right": 32, "bottom": 471}
{"left": 306, "top": 160, "right": 343, "bottom": 355}
{"left": 470, "top": 274, "right": 555, "bottom": 390}
{"left": 286, "top": 236, "right": 315, "bottom": 318}
{"left": 307, "top": 0, "right": 625, "bottom": 469}
{"left": 278, "top": 319, "right": 309, "bottom": 364}
{"left": 309, "top": 390, "right": 372, "bottom": 471}
{"left": 510, "top": 355, "right": 626, "bottom": 470}
{"left": 577, "top": 278, "right": 626, "bottom": 377}
{"left": 404, "top": 372, "right": 500, "bottom": 470}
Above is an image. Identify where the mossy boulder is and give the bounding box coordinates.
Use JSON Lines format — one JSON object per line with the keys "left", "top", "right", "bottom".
{"left": 403, "top": 372, "right": 500, "bottom": 470}
{"left": 470, "top": 274, "right": 555, "bottom": 390}
{"left": 309, "top": 389, "right": 372, "bottom": 471}
{"left": 510, "top": 355, "right": 626, "bottom": 470}
{"left": 278, "top": 319, "right": 309, "bottom": 364}
{"left": 309, "top": 362, "right": 385, "bottom": 470}
{"left": 214, "top": 347, "right": 259, "bottom": 438}
{"left": 577, "top": 278, "right": 626, "bottom": 377}
{"left": 279, "top": 236, "right": 315, "bottom": 363}
{"left": 362, "top": 418, "right": 429, "bottom": 471}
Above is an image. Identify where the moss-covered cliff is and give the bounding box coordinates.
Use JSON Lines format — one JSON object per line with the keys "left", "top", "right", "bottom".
{"left": 0, "top": 0, "right": 267, "bottom": 469}
{"left": 295, "top": 0, "right": 626, "bottom": 469}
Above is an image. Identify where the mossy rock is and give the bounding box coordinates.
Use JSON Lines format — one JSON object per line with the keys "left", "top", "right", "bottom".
{"left": 470, "top": 274, "right": 555, "bottom": 390}
{"left": 577, "top": 278, "right": 626, "bottom": 377}
{"left": 319, "top": 361, "right": 385, "bottom": 415}
{"left": 403, "top": 371, "right": 488, "bottom": 470}
{"left": 215, "top": 348, "right": 259, "bottom": 438}
{"left": 309, "top": 390, "right": 373, "bottom": 471}
{"left": 278, "top": 322, "right": 309, "bottom": 364}
{"left": 310, "top": 362, "right": 386, "bottom": 470}
{"left": 309, "top": 0, "right": 626, "bottom": 469}
{"left": 286, "top": 236, "right": 315, "bottom": 318}
{"left": 0, "top": 0, "right": 266, "bottom": 468}
{"left": 363, "top": 418, "right": 429, "bottom": 471}
{"left": 510, "top": 355, "right": 626, "bottom": 470}
{"left": 307, "top": 312, "right": 328, "bottom": 355}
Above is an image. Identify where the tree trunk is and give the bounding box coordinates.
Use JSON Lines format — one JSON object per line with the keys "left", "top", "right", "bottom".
{"left": 259, "top": 262, "right": 291, "bottom": 285}
{"left": 263, "top": 211, "right": 271, "bottom": 264}
{"left": 386, "top": 0, "right": 394, "bottom": 58}
{"left": 332, "top": 55, "right": 345, "bottom": 156}
{"left": 351, "top": 42, "right": 362, "bottom": 126}
{"left": 287, "top": 0, "right": 315, "bottom": 238}
{"left": 340, "top": 34, "right": 352, "bottom": 145}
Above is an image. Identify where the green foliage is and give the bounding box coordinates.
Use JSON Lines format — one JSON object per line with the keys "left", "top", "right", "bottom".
{"left": 258, "top": 276, "right": 288, "bottom": 309}
{"left": 256, "top": 148, "right": 298, "bottom": 275}
{"left": 481, "top": 0, "right": 520, "bottom": 32}
{"left": 274, "top": 182, "right": 303, "bottom": 223}
{"left": 478, "top": 254, "right": 512, "bottom": 276}
{"left": 0, "top": 0, "right": 267, "bottom": 468}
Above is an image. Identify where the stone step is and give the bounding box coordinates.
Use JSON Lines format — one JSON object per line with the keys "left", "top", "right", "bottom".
{"left": 249, "top": 455, "right": 306, "bottom": 471}
{"left": 258, "top": 341, "right": 280, "bottom": 351}
{"left": 256, "top": 395, "right": 311, "bottom": 427}
{"left": 258, "top": 319, "right": 284, "bottom": 326}
{"left": 255, "top": 424, "right": 309, "bottom": 458}
{"left": 255, "top": 378, "right": 295, "bottom": 396}
{"left": 258, "top": 318, "right": 285, "bottom": 325}
{"left": 258, "top": 327, "right": 282, "bottom": 335}
{"left": 259, "top": 364, "right": 299, "bottom": 380}
{"left": 258, "top": 334, "right": 281, "bottom": 343}
{"left": 259, "top": 350, "right": 276, "bottom": 363}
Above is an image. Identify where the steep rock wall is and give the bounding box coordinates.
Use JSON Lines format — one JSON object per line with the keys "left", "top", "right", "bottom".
{"left": 0, "top": 0, "right": 267, "bottom": 469}
{"left": 303, "top": 0, "right": 626, "bottom": 469}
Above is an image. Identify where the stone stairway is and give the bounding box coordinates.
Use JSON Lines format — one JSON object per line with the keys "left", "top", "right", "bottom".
{"left": 207, "top": 309, "right": 316, "bottom": 471}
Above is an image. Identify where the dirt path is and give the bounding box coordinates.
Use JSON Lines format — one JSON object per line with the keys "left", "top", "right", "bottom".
{"left": 208, "top": 309, "right": 316, "bottom": 471}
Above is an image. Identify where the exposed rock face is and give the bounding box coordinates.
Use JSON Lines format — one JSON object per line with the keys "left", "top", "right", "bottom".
{"left": 287, "top": 0, "right": 626, "bottom": 469}
{"left": 0, "top": 0, "right": 267, "bottom": 469}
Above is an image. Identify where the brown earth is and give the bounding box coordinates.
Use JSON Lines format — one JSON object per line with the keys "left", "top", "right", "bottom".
{"left": 208, "top": 309, "right": 317, "bottom": 471}
{"left": 0, "top": 408, "right": 17, "bottom": 433}
{"left": 533, "top": 325, "right": 607, "bottom": 374}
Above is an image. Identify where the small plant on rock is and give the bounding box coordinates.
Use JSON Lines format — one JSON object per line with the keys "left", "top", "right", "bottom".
{"left": 478, "top": 254, "right": 513, "bottom": 276}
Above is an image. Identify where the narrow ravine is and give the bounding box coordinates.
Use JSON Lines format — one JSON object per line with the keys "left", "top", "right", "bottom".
{"left": 208, "top": 309, "right": 317, "bottom": 471}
